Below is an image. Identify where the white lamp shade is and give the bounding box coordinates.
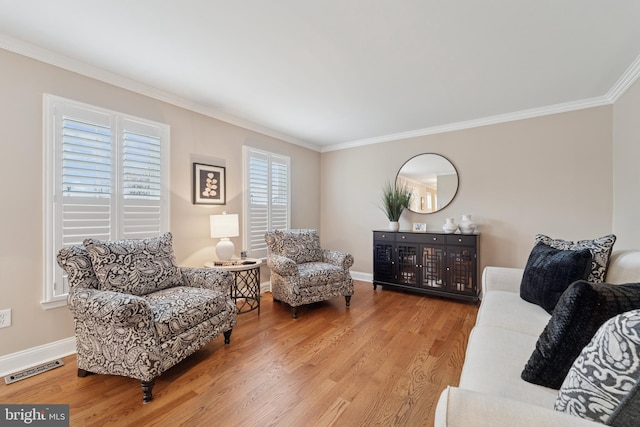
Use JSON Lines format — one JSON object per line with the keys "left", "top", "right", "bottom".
{"left": 210, "top": 213, "right": 239, "bottom": 261}
{"left": 210, "top": 214, "right": 239, "bottom": 238}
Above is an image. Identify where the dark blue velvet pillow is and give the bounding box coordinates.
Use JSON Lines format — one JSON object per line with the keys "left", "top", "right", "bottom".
{"left": 520, "top": 242, "right": 592, "bottom": 314}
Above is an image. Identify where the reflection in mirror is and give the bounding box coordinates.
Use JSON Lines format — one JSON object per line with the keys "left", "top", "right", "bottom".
{"left": 396, "top": 154, "right": 459, "bottom": 214}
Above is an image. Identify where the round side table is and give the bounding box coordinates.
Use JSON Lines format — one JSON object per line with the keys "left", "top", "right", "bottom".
{"left": 204, "top": 259, "right": 263, "bottom": 315}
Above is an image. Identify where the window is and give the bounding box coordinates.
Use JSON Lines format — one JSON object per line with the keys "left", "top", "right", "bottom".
{"left": 243, "top": 146, "right": 290, "bottom": 259}
{"left": 43, "top": 95, "right": 170, "bottom": 308}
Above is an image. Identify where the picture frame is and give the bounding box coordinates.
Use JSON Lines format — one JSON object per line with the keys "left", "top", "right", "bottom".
{"left": 412, "top": 223, "right": 427, "bottom": 232}
{"left": 193, "top": 163, "right": 226, "bottom": 205}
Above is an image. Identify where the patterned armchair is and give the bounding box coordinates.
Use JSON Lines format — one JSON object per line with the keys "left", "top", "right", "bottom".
{"left": 56, "top": 232, "right": 237, "bottom": 403}
{"left": 265, "top": 229, "right": 354, "bottom": 318}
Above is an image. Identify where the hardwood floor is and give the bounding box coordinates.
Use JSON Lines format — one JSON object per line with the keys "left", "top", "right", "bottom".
{"left": 0, "top": 281, "right": 478, "bottom": 426}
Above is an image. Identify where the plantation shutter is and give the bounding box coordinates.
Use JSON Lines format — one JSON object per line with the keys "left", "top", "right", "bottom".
{"left": 59, "top": 110, "right": 113, "bottom": 248}
{"left": 243, "top": 147, "right": 290, "bottom": 259}
{"left": 120, "top": 118, "right": 165, "bottom": 239}
{"left": 44, "top": 95, "right": 169, "bottom": 307}
{"left": 270, "top": 155, "right": 289, "bottom": 231}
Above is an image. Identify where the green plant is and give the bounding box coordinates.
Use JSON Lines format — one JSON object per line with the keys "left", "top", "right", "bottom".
{"left": 379, "top": 180, "right": 412, "bottom": 221}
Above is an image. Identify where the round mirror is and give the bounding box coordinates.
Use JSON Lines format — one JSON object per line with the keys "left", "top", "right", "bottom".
{"left": 396, "top": 153, "right": 459, "bottom": 214}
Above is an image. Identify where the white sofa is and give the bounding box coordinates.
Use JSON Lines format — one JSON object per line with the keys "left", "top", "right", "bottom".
{"left": 434, "top": 250, "right": 640, "bottom": 427}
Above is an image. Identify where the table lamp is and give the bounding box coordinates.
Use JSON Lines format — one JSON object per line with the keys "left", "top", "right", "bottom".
{"left": 210, "top": 213, "right": 239, "bottom": 261}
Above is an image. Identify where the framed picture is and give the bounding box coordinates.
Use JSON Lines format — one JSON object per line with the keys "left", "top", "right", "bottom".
{"left": 193, "top": 163, "right": 226, "bottom": 205}
{"left": 412, "top": 223, "right": 427, "bottom": 232}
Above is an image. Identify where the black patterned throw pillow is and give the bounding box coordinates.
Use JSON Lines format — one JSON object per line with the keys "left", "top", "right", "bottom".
{"left": 555, "top": 309, "right": 640, "bottom": 426}
{"left": 535, "top": 234, "right": 616, "bottom": 283}
{"left": 521, "top": 281, "right": 640, "bottom": 389}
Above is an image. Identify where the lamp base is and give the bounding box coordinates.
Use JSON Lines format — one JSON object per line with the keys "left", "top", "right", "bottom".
{"left": 215, "top": 238, "right": 235, "bottom": 261}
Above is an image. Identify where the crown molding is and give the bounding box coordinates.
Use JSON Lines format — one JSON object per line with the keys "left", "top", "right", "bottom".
{"left": 0, "top": 34, "right": 321, "bottom": 152}
{"left": 606, "top": 53, "right": 640, "bottom": 103}
{"left": 321, "top": 96, "right": 613, "bottom": 152}
{"left": 3, "top": 34, "right": 638, "bottom": 155}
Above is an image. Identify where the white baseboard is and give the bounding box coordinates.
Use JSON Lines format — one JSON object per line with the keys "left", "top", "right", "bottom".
{"left": 0, "top": 337, "right": 76, "bottom": 378}
{"left": 260, "top": 280, "right": 271, "bottom": 294}
{"left": 351, "top": 271, "right": 372, "bottom": 283}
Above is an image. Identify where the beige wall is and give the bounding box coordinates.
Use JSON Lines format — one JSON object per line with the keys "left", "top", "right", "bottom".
{"left": 0, "top": 49, "right": 320, "bottom": 356}
{"left": 321, "top": 107, "right": 614, "bottom": 275}
{"left": 613, "top": 77, "right": 640, "bottom": 250}
{"left": 1, "top": 44, "right": 637, "bottom": 360}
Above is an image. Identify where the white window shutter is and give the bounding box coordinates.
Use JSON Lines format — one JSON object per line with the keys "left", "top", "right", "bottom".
{"left": 120, "top": 118, "right": 164, "bottom": 239}
{"left": 243, "top": 147, "right": 290, "bottom": 259}
{"left": 44, "top": 95, "right": 170, "bottom": 308}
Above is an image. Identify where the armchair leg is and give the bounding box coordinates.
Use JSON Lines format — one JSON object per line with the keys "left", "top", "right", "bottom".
{"left": 141, "top": 380, "right": 155, "bottom": 403}
{"left": 345, "top": 296, "right": 351, "bottom": 307}
{"left": 224, "top": 329, "right": 232, "bottom": 345}
{"left": 77, "top": 369, "right": 93, "bottom": 378}
{"left": 291, "top": 306, "right": 298, "bottom": 319}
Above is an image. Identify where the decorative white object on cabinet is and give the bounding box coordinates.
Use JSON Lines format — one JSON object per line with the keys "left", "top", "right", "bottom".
{"left": 459, "top": 214, "right": 476, "bottom": 234}
{"left": 442, "top": 217, "right": 458, "bottom": 234}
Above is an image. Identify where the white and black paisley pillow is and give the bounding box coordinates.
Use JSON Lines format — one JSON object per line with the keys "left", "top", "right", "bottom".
{"left": 535, "top": 234, "right": 616, "bottom": 283}
{"left": 83, "top": 232, "right": 182, "bottom": 296}
{"left": 555, "top": 309, "right": 640, "bottom": 426}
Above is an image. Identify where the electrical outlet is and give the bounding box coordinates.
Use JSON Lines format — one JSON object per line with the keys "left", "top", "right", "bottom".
{"left": 0, "top": 309, "right": 11, "bottom": 328}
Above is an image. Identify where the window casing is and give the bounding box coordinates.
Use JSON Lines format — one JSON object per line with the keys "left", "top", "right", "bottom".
{"left": 43, "top": 95, "right": 170, "bottom": 308}
{"left": 243, "top": 146, "right": 290, "bottom": 259}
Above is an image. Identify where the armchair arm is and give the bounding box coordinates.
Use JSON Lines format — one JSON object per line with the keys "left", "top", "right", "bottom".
{"left": 181, "top": 267, "right": 233, "bottom": 293}
{"left": 67, "top": 288, "right": 153, "bottom": 328}
{"left": 323, "top": 249, "right": 354, "bottom": 270}
{"left": 267, "top": 254, "right": 298, "bottom": 277}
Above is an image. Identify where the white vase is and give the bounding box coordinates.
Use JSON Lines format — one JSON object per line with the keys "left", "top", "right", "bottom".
{"left": 442, "top": 217, "right": 457, "bottom": 234}
{"left": 389, "top": 221, "right": 400, "bottom": 231}
{"left": 459, "top": 214, "right": 476, "bottom": 234}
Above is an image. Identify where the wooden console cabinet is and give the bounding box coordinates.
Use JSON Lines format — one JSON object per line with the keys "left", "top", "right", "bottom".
{"left": 373, "top": 231, "right": 479, "bottom": 303}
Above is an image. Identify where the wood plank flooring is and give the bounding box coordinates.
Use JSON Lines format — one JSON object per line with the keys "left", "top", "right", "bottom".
{"left": 0, "top": 281, "right": 478, "bottom": 426}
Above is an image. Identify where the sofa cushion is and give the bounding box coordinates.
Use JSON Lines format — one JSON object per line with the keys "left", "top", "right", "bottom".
{"left": 459, "top": 325, "right": 560, "bottom": 408}
{"left": 297, "top": 262, "right": 345, "bottom": 289}
{"left": 145, "top": 286, "right": 229, "bottom": 341}
{"left": 555, "top": 309, "right": 640, "bottom": 426}
{"left": 84, "top": 232, "right": 182, "bottom": 296}
{"left": 535, "top": 234, "right": 616, "bottom": 283}
{"left": 520, "top": 242, "right": 592, "bottom": 314}
{"left": 521, "top": 281, "right": 640, "bottom": 389}
{"left": 269, "top": 229, "right": 323, "bottom": 264}
{"left": 475, "top": 290, "right": 551, "bottom": 337}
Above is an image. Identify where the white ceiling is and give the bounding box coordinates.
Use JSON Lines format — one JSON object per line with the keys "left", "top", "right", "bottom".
{"left": 1, "top": 1, "right": 640, "bottom": 152}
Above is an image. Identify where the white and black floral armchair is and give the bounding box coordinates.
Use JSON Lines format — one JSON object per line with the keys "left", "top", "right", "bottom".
{"left": 265, "top": 229, "right": 354, "bottom": 318}
{"left": 56, "top": 232, "right": 237, "bottom": 403}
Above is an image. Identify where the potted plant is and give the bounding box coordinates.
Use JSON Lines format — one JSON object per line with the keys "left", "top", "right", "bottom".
{"left": 379, "top": 180, "right": 412, "bottom": 231}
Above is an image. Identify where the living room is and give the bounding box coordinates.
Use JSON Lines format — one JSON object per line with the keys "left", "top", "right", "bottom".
{"left": 1, "top": 2, "right": 640, "bottom": 425}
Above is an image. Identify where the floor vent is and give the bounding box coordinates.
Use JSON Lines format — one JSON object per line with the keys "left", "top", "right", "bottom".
{"left": 4, "top": 359, "right": 65, "bottom": 384}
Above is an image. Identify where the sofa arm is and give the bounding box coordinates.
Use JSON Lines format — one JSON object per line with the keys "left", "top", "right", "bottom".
{"left": 267, "top": 254, "right": 298, "bottom": 277}
{"left": 435, "top": 387, "right": 602, "bottom": 427}
{"left": 322, "top": 249, "right": 354, "bottom": 270}
{"left": 481, "top": 266, "right": 524, "bottom": 298}
{"left": 181, "top": 267, "right": 233, "bottom": 293}
{"left": 67, "top": 288, "right": 153, "bottom": 328}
